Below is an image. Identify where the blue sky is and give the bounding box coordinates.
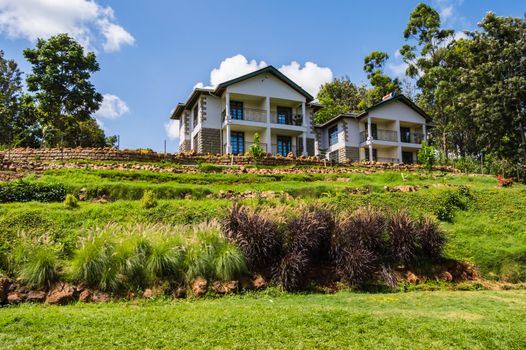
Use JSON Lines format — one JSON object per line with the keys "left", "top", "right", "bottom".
{"left": 0, "top": 0, "right": 524, "bottom": 151}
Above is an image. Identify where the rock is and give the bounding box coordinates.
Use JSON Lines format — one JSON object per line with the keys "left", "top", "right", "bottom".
{"left": 406, "top": 272, "right": 418, "bottom": 285}
{"left": 79, "top": 290, "right": 93, "bottom": 303}
{"left": 173, "top": 287, "right": 187, "bottom": 299}
{"left": 26, "top": 291, "right": 47, "bottom": 303}
{"left": 394, "top": 185, "right": 418, "bottom": 192}
{"left": 143, "top": 289, "right": 154, "bottom": 299}
{"left": 7, "top": 291, "right": 24, "bottom": 304}
{"left": 0, "top": 277, "right": 12, "bottom": 304}
{"left": 192, "top": 277, "right": 208, "bottom": 297}
{"left": 92, "top": 291, "right": 110, "bottom": 303}
{"left": 46, "top": 283, "right": 77, "bottom": 305}
{"left": 212, "top": 281, "right": 239, "bottom": 295}
{"left": 252, "top": 274, "right": 266, "bottom": 290}
{"left": 439, "top": 271, "right": 453, "bottom": 282}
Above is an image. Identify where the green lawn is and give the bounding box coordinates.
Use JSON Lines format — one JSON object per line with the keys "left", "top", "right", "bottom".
{"left": 1, "top": 290, "right": 525, "bottom": 349}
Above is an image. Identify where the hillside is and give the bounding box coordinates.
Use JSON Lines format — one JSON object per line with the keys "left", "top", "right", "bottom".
{"left": 1, "top": 161, "right": 525, "bottom": 283}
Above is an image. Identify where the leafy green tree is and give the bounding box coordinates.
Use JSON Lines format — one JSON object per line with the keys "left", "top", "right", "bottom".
{"left": 249, "top": 132, "right": 264, "bottom": 160}
{"left": 0, "top": 51, "right": 41, "bottom": 148}
{"left": 23, "top": 34, "right": 103, "bottom": 147}
{"left": 361, "top": 51, "right": 401, "bottom": 108}
{"left": 314, "top": 77, "right": 368, "bottom": 124}
{"left": 418, "top": 141, "right": 436, "bottom": 171}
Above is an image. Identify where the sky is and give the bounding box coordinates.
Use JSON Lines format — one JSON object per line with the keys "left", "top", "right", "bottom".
{"left": 0, "top": 0, "right": 524, "bottom": 151}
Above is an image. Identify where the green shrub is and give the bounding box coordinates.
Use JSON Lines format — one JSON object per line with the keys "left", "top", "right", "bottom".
{"left": 140, "top": 190, "right": 158, "bottom": 209}
{"left": 70, "top": 236, "right": 116, "bottom": 290}
{"left": 198, "top": 163, "right": 223, "bottom": 173}
{"left": 248, "top": 133, "right": 264, "bottom": 160}
{"left": 214, "top": 243, "right": 247, "bottom": 281}
{"left": 0, "top": 181, "right": 66, "bottom": 203}
{"left": 18, "top": 245, "right": 61, "bottom": 290}
{"left": 64, "top": 194, "right": 79, "bottom": 209}
{"left": 146, "top": 237, "right": 184, "bottom": 284}
{"left": 417, "top": 141, "right": 436, "bottom": 171}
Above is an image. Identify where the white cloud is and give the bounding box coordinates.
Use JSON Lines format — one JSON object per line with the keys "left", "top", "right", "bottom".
{"left": 278, "top": 61, "right": 333, "bottom": 97}
{"left": 95, "top": 94, "right": 129, "bottom": 119}
{"left": 0, "top": 0, "right": 134, "bottom": 52}
{"left": 440, "top": 5, "right": 454, "bottom": 22}
{"left": 387, "top": 62, "right": 408, "bottom": 77}
{"left": 433, "top": 0, "right": 468, "bottom": 26}
{"left": 197, "top": 54, "right": 333, "bottom": 97}
{"left": 164, "top": 120, "right": 179, "bottom": 140}
{"left": 210, "top": 54, "right": 268, "bottom": 87}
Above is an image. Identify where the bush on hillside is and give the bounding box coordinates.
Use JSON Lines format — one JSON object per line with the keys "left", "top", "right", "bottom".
{"left": 64, "top": 194, "right": 79, "bottom": 209}
{"left": 0, "top": 181, "right": 66, "bottom": 203}
{"left": 15, "top": 244, "right": 61, "bottom": 290}
{"left": 387, "top": 211, "right": 419, "bottom": 265}
{"left": 222, "top": 203, "right": 282, "bottom": 272}
{"left": 140, "top": 190, "right": 158, "bottom": 209}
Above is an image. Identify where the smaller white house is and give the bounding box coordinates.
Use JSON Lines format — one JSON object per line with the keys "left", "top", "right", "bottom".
{"left": 314, "top": 94, "right": 432, "bottom": 163}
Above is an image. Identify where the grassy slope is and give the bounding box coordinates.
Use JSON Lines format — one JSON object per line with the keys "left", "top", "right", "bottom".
{"left": 1, "top": 290, "right": 525, "bottom": 349}
{"left": 1, "top": 167, "right": 525, "bottom": 280}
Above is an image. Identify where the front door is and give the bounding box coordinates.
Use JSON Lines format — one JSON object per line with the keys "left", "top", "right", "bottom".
{"left": 400, "top": 127, "right": 411, "bottom": 143}
{"left": 276, "top": 136, "right": 292, "bottom": 156}
{"left": 230, "top": 131, "right": 245, "bottom": 155}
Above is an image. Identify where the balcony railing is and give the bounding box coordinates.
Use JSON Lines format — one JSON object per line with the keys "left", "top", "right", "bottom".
{"left": 270, "top": 113, "right": 303, "bottom": 126}
{"left": 360, "top": 129, "right": 398, "bottom": 143}
{"left": 271, "top": 144, "right": 299, "bottom": 156}
{"left": 221, "top": 109, "right": 303, "bottom": 126}
{"left": 221, "top": 108, "right": 267, "bottom": 123}
{"left": 360, "top": 129, "right": 424, "bottom": 144}
{"left": 401, "top": 132, "right": 424, "bottom": 144}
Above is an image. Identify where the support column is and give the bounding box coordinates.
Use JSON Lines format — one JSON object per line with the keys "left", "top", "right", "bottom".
{"left": 422, "top": 124, "right": 427, "bottom": 142}
{"left": 301, "top": 102, "right": 307, "bottom": 156}
{"left": 367, "top": 117, "right": 373, "bottom": 160}
{"left": 225, "top": 92, "right": 231, "bottom": 154}
{"left": 265, "top": 96, "right": 271, "bottom": 154}
{"left": 396, "top": 120, "right": 402, "bottom": 163}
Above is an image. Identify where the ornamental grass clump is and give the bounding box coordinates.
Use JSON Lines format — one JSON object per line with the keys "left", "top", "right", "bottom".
{"left": 273, "top": 250, "right": 309, "bottom": 292}
{"left": 387, "top": 210, "right": 419, "bottom": 266}
{"left": 17, "top": 244, "right": 61, "bottom": 290}
{"left": 140, "top": 190, "right": 158, "bottom": 209}
{"left": 417, "top": 216, "right": 446, "bottom": 260}
{"left": 222, "top": 203, "right": 282, "bottom": 272}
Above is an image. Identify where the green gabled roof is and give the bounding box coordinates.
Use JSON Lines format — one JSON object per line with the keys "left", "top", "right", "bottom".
{"left": 171, "top": 66, "right": 314, "bottom": 120}
{"left": 357, "top": 94, "right": 432, "bottom": 122}
{"left": 215, "top": 65, "right": 314, "bottom": 102}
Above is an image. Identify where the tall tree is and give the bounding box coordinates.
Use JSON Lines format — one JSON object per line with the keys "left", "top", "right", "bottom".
{"left": 361, "top": 51, "right": 401, "bottom": 108}
{"left": 399, "top": 3, "right": 457, "bottom": 154}
{"left": 0, "top": 50, "right": 41, "bottom": 147}
{"left": 23, "top": 34, "right": 103, "bottom": 147}
{"left": 314, "top": 77, "right": 368, "bottom": 124}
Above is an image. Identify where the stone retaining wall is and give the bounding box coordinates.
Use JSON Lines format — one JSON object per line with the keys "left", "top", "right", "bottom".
{"left": 0, "top": 148, "right": 329, "bottom": 166}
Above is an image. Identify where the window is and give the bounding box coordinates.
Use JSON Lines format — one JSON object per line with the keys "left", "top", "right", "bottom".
{"left": 276, "top": 136, "right": 292, "bottom": 156}
{"left": 328, "top": 125, "right": 338, "bottom": 146}
{"left": 230, "top": 101, "right": 244, "bottom": 120}
{"left": 400, "top": 127, "right": 411, "bottom": 143}
{"left": 230, "top": 132, "right": 245, "bottom": 155}
{"left": 193, "top": 103, "right": 199, "bottom": 128}
{"left": 277, "top": 106, "right": 292, "bottom": 125}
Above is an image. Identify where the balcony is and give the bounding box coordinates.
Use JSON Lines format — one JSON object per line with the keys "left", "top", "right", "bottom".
{"left": 221, "top": 108, "right": 267, "bottom": 123}
{"left": 360, "top": 129, "right": 398, "bottom": 143}
{"left": 401, "top": 132, "right": 424, "bottom": 144}
{"left": 270, "top": 112, "right": 302, "bottom": 126}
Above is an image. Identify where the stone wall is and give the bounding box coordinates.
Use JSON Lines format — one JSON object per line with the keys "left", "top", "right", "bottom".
{"left": 0, "top": 148, "right": 329, "bottom": 167}
{"left": 196, "top": 128, "right": 221, "bottom": 154}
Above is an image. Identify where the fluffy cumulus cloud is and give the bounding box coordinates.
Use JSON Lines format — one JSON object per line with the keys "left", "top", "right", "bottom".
{"left": 0, "top": 0, "right": 134, "bottom": 52}
{"left": 433, "top": 0, "right": 468, "bottom": 26}
{"left": 164, "top": 120, "right": 179, "bottom": 140}
{"left": 95, "top": 94, "right": 129, "bottom": 119}
{"left": 278, "top": 61, "right": 333, "bottom": 97}
{"left": 194, "top": 54, "right": 333, "bottom": 97}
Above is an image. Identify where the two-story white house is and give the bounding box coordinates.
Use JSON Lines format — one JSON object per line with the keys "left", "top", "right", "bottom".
{"left": 170, "top": 66, "right": 431, "bottom": 163}
{"left": 171, "top": 66, "right": 321, "bottom": 156}
{"left": 314, "top": 94, "right": 431, "bottom": 163}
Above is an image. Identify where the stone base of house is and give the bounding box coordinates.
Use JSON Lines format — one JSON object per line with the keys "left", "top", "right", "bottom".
{"left": 328, "top": 146, "right": 360, "bottom": 163}
{"left": 195, "top": 128, "right": 221, "bottom": 154}
{"left": 179, "top": 140, "right": 191, "bottom": 153}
